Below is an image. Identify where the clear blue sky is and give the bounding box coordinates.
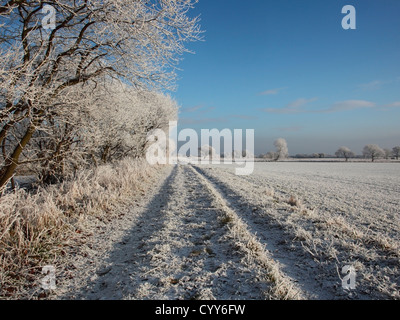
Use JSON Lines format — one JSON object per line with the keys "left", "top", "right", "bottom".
{"left": 172, "top": 0, "right": 400, "bottom": 155}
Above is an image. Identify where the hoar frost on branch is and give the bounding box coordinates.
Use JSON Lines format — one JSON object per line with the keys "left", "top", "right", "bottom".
{"left": 87, "top": 81, "right": 179, "bottom": 164}
{"left": 10, "top": 80, "right": 179, "bottom": 184}
{"left": 0, "top": 0, "right": 201, "bottom": 189}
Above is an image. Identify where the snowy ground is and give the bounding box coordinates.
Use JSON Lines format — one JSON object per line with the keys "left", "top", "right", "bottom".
{"left": 54, "top": 162, "right": 400, "bottom": 300}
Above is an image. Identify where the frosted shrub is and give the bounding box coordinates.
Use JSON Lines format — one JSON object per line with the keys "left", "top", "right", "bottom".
{"left": 0, "top": 158, "right": 155, "bottom": 298}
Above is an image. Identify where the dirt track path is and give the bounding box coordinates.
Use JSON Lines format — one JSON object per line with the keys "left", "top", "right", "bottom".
{"left": 57, "top": 165, "right": 306, "bottom": 300}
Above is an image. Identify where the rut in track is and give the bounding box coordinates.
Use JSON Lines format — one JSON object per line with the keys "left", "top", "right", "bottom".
{"left": 191, "top": 165, "right": 335, "bottom": 299}
{"left": 62, "top": 164, "right": 303, "bottom": 300}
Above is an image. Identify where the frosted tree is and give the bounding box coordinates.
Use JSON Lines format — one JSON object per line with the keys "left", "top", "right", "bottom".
{"left": 19, "top": 80, "right": 179, "bottom": 183}
{"left": 199, "top": 145, "right": 217, "bottom": 160}
{"left": 262, "top": 151, "right": 277, "bottom": 160}
{"left": 274, "top": 138, "right": 289, "bottom": 161}
{"left": 87, "top": 82, "right": 179, "bottom": 163}
{"left": 362, "top": 144, "right": 385, "bottom": 162}
{"left": 393, "top": 146, "right": 400, "bottom": 160}
{"left": 225, "top": 149, "right": 254, "bottom": 161}
{"left": 241, "top": 149, "right": 254, "bottom": 159}
{"left": 335, "top": 146, "right": 355, "bottom": 162}
{"left": 0, "top": 0, "right": 201, "bottom": 189}
{"left": 383, "top": 148, "right": 392, "bottom": 160}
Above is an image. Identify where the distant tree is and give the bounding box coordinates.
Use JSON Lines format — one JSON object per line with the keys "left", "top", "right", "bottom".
{"left": 392, "top": 146, "right": 400, "bottom": 160}
{"left": 199, "top": 145, "right": 217, "bottom": 160}
{"left": 294, "top": 154, "right": 308, "bottom": 159}
{"left": 232, "top": 150, "right": 243, "bottom": 159}
{"left": 242, "top": 150, "right": 254, "bottom": 159}
{"left": 224, "top": 150, "right": 241, "bottom": 160}
{"left": 335, "top": 146, "right": 355, "bottom": 162}
{"left": 362, "top": 144, "right": 385, "bottom": 162}
{"left": 262, "top": 151, "right": 277, "bottom": 160}
{"left": 383, "top": 148, "right": 392, "bottom": 160}
{"left": 274, "top": 138, "right": 289, "bottom": 161}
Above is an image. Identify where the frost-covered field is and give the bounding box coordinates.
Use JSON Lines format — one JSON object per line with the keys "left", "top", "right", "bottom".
{"left": 54, "top": 162, "right": 399, "bottom": 300}
{"left": 196, "top": 162, "right": 400, "bottom": 299}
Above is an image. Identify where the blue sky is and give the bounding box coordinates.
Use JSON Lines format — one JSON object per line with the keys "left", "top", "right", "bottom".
{"left": 172, "top": 0, "right": 400, "bottom": 155}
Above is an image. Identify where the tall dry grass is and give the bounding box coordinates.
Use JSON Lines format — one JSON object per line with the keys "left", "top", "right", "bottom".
{"left": 0, "top": 158, "right": 156, "bottom": 299}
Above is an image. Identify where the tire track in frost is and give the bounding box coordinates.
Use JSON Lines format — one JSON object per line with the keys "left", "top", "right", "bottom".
{"left": 187, "top": 165, "right": 305, "bottom": 300}
{"left": 191, "top": 165, "right": 335, "bottom": 300}
{"left": 70, "top": 164, "right": 289, "bottom": 300}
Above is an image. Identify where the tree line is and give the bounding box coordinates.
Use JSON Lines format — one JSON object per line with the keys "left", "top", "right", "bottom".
{"left": 0, "top": 0, "right": 201, "bottom": 191}
{"left": 333, "top": 145, "right": 399, "bottom": 162}
{"left": 259, "top": 139, "right": 400, "bottom": 162}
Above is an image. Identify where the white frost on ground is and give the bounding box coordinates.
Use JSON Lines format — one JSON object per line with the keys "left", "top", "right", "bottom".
{"left": 54, "top": 162, "right": 400, "bottom": 300}
{"left": 195, "top": 162, "right": 400, "bottom": 299}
